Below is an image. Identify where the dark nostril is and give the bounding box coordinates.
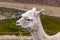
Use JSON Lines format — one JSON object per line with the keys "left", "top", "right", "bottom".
{"left": 16, "top": 22, "right": 19, "bottom": 24}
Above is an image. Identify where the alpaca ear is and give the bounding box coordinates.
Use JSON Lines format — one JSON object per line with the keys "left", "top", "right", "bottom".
{"left": 36, "top": 9, "right": 44, "bottom": 16}
{"left": 32, "top": 7, "right": 36, "bottom": 11}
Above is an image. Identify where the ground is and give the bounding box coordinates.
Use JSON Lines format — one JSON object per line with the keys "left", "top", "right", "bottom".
{"left": 0, "top": 2, "right": 60, "bottom": 15}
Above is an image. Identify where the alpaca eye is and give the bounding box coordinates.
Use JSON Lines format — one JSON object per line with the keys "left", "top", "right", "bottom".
{"left": 26, "top": 19, "right": 33, "bottom": 21}
{"left": 27, "top": 19, "right": 31, "bottom": 21}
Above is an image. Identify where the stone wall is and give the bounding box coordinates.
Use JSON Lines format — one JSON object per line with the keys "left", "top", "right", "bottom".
{"left": 0, "top": 35, "right": 32, "bottom": 40}
{"left": 0, "top": 0, "right": 60, "bottom": 7}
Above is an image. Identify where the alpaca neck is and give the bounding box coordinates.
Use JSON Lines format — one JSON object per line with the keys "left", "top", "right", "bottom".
{"left": 38, "top": 23, "right": 50, "bottom": 40}
{"left": 30, "top": 17, "right": 50, "bottom": 40}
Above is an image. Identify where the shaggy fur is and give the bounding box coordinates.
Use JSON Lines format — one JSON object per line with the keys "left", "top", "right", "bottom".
{"left": 16, "top": 7, "right": 60, "bottom": 40}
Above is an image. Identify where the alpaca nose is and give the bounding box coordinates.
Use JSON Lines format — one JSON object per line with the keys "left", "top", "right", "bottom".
{"left": 16, "top": 22, "right": 19, "bottom": 24}
{"left": 16, "top": 22, "right": 21, "bottom": 27}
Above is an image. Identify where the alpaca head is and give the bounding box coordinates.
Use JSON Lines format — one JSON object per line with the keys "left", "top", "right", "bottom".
{"left": 16, "top": 7, "right": 44, "bottom": 31}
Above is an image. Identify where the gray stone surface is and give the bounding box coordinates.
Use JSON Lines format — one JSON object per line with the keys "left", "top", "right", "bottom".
{"left": 0, "top": 15, "right": 7, "bottom": 20}
{"left": 0, "top": 35, "right": 32, "bottom": 40}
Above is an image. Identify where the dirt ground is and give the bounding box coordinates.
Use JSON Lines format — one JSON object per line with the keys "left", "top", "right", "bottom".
{"left": 0, "top": 2, "right": 60, "bottom": 15}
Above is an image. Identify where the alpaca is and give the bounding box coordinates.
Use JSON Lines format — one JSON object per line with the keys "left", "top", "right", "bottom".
{"left": 16, "top": 7, "right": 60, "bottom": 40}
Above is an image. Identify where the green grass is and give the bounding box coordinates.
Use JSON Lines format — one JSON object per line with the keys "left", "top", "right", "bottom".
{"left": 41, "top": 15, "right": 60, "bottom": 35}
{"left": 0, "top": 19, "right": 19, "bottom": 35}
{"left": 0, "top": 19, "right": 17, "bottom": 32}
{"left": 0, "top": 15, "right": 60, "bottom": 36}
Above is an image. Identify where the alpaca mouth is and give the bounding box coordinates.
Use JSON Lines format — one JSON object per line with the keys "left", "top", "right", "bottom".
{"left": 16, "top": 24, "right": 21, "bottom": 27}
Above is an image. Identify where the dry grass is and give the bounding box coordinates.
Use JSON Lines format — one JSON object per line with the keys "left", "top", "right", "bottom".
{"left": 0, "top": 2, "right": 60, "bottom": 15}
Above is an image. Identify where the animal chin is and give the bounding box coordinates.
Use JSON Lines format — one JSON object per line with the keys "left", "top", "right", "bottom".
{"left": 16, "top": 24, "right": 21, "bottom": 27}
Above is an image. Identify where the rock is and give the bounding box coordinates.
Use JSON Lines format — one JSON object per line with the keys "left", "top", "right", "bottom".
{"left": 0, "top": 15, "right": 7, "bottom": 20}
{"left": 0, "top": 35, "right": 32, "bottom": 40}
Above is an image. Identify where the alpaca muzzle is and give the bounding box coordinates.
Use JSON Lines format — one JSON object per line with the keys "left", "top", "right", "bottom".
{"left": 16, "top": 22, "right": 21, "bottom": 27}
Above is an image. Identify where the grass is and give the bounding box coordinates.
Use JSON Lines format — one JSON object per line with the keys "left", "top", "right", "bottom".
{"left": 0, "top": 19, "right": 19, "bottom": 35}
{"left": 41, "top": 15, "right": 60, "bottom": 35}
{"left": 0, "top": 19, "right": 18, "bottom": 32}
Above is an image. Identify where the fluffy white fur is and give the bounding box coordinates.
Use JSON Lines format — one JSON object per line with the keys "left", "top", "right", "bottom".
{"left": 16, "top": 7, "right": 60, "bottom": 40}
